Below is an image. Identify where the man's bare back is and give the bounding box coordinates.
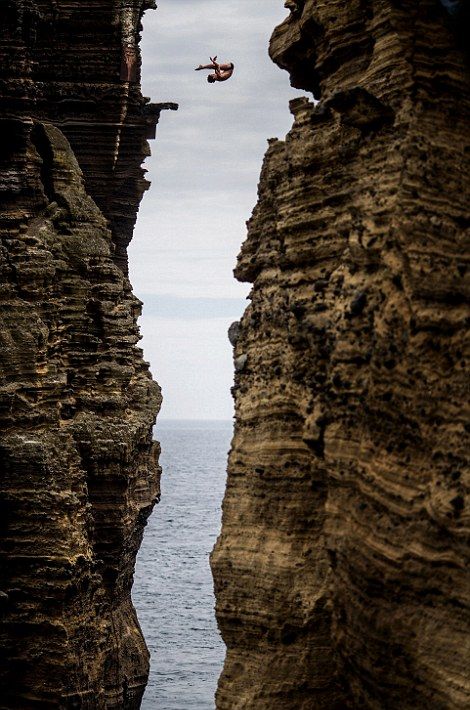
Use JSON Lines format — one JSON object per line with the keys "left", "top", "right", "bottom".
{"left": 195, "top": 56, "right": 234, "bottom": 83}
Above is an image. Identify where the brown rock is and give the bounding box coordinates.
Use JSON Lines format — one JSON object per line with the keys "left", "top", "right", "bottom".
{"left": 0, "top": 2, "right": 174, "bottom": 707}
{"left": 212, "top": 1, "right": 470, "bottom": 708}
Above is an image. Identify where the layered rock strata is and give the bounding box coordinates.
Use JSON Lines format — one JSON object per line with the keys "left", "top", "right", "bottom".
{"left": 0, "top": 0, "right": 177, "bottom": 273}
{"left": 212, "top": 1, "right": 470, "bottom": 708}
{"left": 0, "top": 2, "right": 172, "bottom": 707}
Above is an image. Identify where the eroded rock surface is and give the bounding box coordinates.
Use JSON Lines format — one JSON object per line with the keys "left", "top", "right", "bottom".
{"left": 0, "top": 2, "right": 171, "bottom": 707}
{"left": 212, "top": 2, "right": 470, "bottom": 708}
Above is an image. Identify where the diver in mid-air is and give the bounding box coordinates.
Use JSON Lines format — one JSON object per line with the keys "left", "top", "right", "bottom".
{"left": 195, "top": 56, "right": 234, "bottom": 83}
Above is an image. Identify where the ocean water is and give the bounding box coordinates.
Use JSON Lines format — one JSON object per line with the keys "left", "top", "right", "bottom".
{"left": 133, "top": 420, "right": 232, "bottom": 709}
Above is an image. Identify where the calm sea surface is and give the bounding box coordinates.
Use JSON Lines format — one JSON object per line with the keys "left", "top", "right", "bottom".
{"left": 133, "top": 420, "right": 232, "bottom": 709}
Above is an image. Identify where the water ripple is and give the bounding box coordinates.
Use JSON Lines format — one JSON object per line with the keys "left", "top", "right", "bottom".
{"left": 133, "top": 422, "right": 231, "bottom": 709}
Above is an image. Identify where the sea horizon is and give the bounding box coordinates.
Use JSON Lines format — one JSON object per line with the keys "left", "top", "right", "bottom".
{"left": 155, "top": 418, "right": 234, "bottom": 431}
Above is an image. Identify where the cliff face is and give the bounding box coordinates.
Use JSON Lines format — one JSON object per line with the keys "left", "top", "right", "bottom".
{"left": 0, "top": 2, "right": 172, "bottom": 707}
{"left": 212, "top": 1, "right": 469, "bottom": 708}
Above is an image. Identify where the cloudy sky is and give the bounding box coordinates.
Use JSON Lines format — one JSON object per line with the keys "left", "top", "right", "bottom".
{"left": 129, "top": 1, "right": 305, "bottom": 420}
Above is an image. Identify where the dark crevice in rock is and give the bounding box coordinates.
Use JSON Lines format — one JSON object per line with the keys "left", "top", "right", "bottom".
{"left": 30, "top": 122, "right": 56, "bottom": 204}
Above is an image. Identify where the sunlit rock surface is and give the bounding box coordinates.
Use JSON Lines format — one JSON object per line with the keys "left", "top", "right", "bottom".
{"left": 0, "top": 2, "right": 174, "bottom": 706}
{"left": 212, "top": 1, "right": 470, "bottom": 708}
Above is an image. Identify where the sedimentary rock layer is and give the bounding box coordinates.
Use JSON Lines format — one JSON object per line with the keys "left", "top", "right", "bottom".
{"left": 212, "top": 1, "right": 470, "bottom": 708}
{"left": 0, "top": 2, "right": 171, "bottom": 707}
{"left": 0, "top": 0, "right": 176, "bottom": 273}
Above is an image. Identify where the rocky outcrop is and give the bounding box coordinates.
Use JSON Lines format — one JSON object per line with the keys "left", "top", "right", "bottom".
{"left": 0, "top": 2, "right": 173, "bottom": 707}
{"left": 0, "top": 0, "right": 177, "bottom": 273}
{"left": 212, "top": 1, "right": 469, "bottom": 708}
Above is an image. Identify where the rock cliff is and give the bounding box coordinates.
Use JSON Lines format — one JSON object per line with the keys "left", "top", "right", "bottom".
{"left": 0, "top": 2, "right": 174, "bottom": 707}
{"left": 212, "top": 1, "right": 469, "bottom": 708}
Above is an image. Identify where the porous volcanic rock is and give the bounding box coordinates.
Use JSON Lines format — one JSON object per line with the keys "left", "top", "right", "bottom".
{"left": 212, "top": 1, "right": 470, "bottom": 708}
{"left": 0, "top": 2, "right": 173, "bottom": 707}
{"left": 0, "top": 0, "right": 177, "bottom": 273}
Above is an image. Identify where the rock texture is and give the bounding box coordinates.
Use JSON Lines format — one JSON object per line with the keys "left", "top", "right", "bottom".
{"left": 0, "top": 0, "right": 177, "bottom": 273}
{"left": 212, "top": 1, "right": 470, "bottom": 708}
{"left": 0, "top": 2, "right": 172, "bottom": 707}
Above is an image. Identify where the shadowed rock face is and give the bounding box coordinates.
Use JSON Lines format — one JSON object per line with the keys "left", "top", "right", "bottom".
{"left": 212, "top": 1, "right": 469, "bottom": 708}
{"left": 0, "top": 2, "right": 172, "bottom": 707}
{"left": 0, "top": 0, "right": 176, "bottom": 274}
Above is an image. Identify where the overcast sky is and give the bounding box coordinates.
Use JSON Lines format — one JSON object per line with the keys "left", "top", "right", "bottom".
{"left": 129, "top": 0, "right": 305, "bottom": 420}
